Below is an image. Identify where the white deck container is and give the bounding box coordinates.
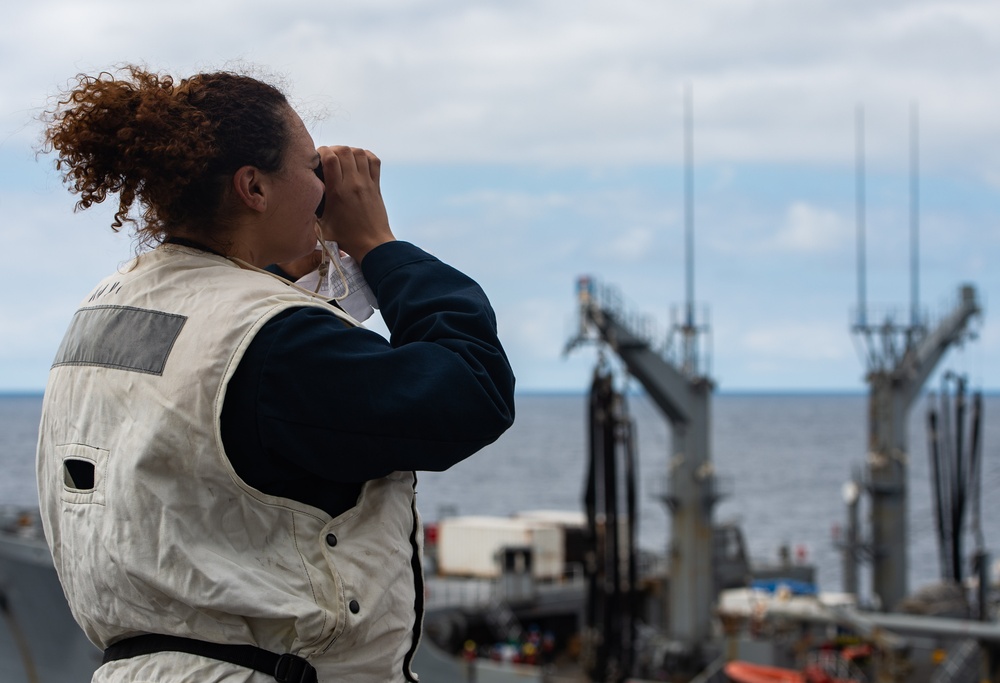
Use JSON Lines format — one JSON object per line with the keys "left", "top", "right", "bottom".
{"left": 436, "top": 515, "right": 566, "bottom": 579}
{"left": 513, "top": 510, "right": 586, "bottom": 528}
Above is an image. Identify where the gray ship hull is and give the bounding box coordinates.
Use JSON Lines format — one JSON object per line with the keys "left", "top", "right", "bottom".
{"left": 0, "top": 509, "right": 102, "bottom": 682}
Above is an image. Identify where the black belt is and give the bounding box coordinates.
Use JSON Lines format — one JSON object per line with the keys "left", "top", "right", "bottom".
{"left": 103, "top": 633, "right": 318, "bottom": 683}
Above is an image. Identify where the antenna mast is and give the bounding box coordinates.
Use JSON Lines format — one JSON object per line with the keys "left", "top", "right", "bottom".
{"left": 680, "top": 83, "right": 701, "bottom": 376}
{"left": 910, "top": 102, "right": 920, "bottom": 330}
{"left": 684, "top": 83, "right": 694, "bottom": 330}
{"left": 845, "top": 105, "right": 980, "bottom": 610}
{"left": 856, "top": 105, "right": 866, "bottom": 329}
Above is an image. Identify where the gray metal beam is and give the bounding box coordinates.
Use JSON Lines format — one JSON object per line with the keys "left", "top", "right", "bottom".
{"left": 867, "top": 285, "right": 980, "bottom": 610}
{"left": 579, "top": 296, "right": 717, "bottom": 647}
{"left": 584, "top": 305, "right": 692, "bottom": 425}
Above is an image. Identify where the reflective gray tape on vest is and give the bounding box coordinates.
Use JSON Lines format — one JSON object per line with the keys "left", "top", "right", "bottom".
{"left": 53, "top": 305, "right": 188, "bottom": 376}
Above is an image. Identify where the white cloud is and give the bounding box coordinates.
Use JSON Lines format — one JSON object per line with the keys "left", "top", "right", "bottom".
{"left": 604, "top": 226, "right": 657, "bottom": 263}
{"left": 741, "top": 321, "right": 852, "bottom": 362}
{"left": 771, "top": 202, "right": 850, "bottom": 253}
{"left": 444, "top": 190, "right": 572, "bottom": 217}
{"left": 500, "top": 297, "right": 572, "bottom": 361}
{"left": 4, "top": 0, "right": 1000, "bottom": 168}
{"left": 1, "top": 0, "right": 997, "bottom": 391}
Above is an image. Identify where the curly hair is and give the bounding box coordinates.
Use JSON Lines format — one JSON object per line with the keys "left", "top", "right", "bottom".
{"left": 42, "top": 65, "right": 290, "bottom": 248}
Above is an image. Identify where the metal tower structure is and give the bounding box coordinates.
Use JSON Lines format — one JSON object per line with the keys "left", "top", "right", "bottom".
{"left": 569, "top": 276, "right": 716, "bottom": 649}
{"left": 566, "top": 84, "right": 717, "bottom": 652}
{"left": 850, "top": 104, "right": 981, "bottom": 610}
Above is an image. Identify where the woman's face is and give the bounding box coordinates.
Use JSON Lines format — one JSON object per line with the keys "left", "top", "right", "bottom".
{"left": 254, "top": 108, "right": 325, "bottom": 266}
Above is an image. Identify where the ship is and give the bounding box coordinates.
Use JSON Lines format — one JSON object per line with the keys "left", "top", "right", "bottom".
{"left": 412, "top": 99, "right": 1000, "bottom": 682}
{"left": 3, "top": 100, "right": 999, "bottom": 682}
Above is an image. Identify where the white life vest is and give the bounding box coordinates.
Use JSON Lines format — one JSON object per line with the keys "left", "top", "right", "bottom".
{"left": 37, "top": 245, "right": 423, "bottom": 682}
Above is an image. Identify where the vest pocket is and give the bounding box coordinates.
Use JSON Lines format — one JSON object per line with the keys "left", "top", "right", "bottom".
{"left": 64, "top": 458, "right": 94, "bottom": 490}
{"left": 57, "top": 443, "right": 109, "bottom": 505}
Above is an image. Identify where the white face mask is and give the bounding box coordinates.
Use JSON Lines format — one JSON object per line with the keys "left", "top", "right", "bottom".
{"left": 296, "top": 241, "right": 378, "bottom": 322}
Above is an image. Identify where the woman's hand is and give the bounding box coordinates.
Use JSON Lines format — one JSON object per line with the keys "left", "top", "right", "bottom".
{"left": 316, "top": 146, "right": 395, "bottom": 263}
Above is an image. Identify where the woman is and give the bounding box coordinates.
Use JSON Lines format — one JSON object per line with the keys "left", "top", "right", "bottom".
{"left": 36, "top": 66, "right": 515, "bottom": 682}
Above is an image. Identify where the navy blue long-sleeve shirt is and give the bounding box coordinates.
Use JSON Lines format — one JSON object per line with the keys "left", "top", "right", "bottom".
{"left": 220, "top": 241, "right": 516, "bottom": 518}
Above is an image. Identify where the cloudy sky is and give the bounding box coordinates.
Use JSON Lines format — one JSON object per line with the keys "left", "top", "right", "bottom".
{"left": 1, "top": 0, "right": 997, "bottom": 393}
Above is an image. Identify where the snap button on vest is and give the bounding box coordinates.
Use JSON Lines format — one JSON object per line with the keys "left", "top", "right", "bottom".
{"left": 325, "top": 533, "right": 337, "bottom": 547}
{"left": 349, "top": 600, "right": 360, "bottom": 614}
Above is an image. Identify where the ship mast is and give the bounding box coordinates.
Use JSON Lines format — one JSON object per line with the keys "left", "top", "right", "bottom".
{"left": 909, "top": 102, "right": 920, "bottom": 331}
{"left": 849, "top": 104, "right": 980, "bottom": 610}
{"left": 683, "top": 83, "right": 698, "bottom": 375}
{"left": 567, "top": 83, "right": 716, "bottom": 655}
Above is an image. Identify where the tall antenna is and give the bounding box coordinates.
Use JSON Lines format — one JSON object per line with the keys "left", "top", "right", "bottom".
{"left": 855, "top": 105, "right": 867, "bottom": 328}
{"left": 910, "top": 101, "right": 920, "bottom": 329}
{"left": 684, "top": 83, "right": 695, "bottom": 330}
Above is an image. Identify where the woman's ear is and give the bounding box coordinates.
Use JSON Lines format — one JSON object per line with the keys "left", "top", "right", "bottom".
{"left": 232, "top": 165, "right": 267, "bottom": 212}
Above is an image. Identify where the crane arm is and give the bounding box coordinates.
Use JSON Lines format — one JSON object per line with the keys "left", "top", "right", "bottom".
{"left": 898, "top": 285, "right": 980, "bottom": 405}
{"left": 580, "top": 296, "right": 692, "bottom": 425}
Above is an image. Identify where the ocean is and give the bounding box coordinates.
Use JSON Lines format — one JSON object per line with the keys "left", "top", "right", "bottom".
{"left": 3, "top": 391, "right": 998, "bottom": 601}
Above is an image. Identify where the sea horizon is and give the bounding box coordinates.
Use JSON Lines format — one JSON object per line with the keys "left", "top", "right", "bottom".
{"left": 6, "top": 388, "right": 998, "bottom": 398}
{"left": 3, "top": 391, "right": 998, "bottom": 596}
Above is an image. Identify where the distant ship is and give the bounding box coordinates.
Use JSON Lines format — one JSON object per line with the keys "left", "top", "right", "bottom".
{"left": 3, "top": 99, "right": 998, "bottom": 683}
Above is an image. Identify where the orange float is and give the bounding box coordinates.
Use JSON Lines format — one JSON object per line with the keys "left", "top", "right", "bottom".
{"left": 724, "top": 660, "right": 860, "bottom": 683}
{"left": 724, "top": 661, "right": 804, "bottom": 683}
